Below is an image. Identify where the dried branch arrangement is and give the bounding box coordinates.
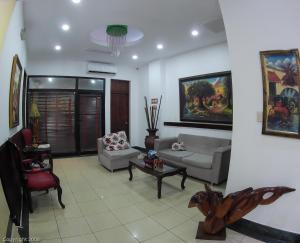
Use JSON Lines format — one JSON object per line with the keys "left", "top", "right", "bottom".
{"left": 144, "top": 95, "right": 162, "bottom": 130}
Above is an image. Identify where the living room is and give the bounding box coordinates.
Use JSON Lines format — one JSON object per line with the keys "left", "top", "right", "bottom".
{"left": 0, "top": 0, "right": 300, "bottom": 243}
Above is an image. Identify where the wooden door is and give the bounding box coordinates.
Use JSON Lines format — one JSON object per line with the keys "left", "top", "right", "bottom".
{"left": 78, "top": 93, "right": 103, "bottom": 153}
{"left": 111, "top": 80, "right": 130, "bottom": 138}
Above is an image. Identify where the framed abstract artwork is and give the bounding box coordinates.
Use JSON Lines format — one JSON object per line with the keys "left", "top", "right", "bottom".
{"left": 9, "top": 55, "right": 23, "bottom": 128}
{"left": 179, "top": 71, "right": 233, "bottom": 124}
{"left": 260, "top": 49, "right": 300, "bottom": 138}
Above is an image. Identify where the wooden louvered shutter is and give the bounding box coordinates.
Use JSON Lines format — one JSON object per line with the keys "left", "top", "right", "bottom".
{"left": 27, "top": 91, "right": 76, "bottom": 154}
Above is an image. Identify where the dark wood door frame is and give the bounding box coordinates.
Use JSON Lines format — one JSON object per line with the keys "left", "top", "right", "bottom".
{"left": 110, "top": 79, "right": 130, "bottom": 140}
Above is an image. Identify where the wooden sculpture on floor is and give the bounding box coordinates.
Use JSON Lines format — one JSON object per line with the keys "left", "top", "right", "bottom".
{"left": 188, "top": 184, "right": 295, "bottom": 240}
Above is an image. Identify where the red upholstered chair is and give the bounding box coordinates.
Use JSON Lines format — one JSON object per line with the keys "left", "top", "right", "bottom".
{"left": 22, "top": 128, "right": 33, "bottom": 146}
{"left": 21, "top": 128, "right": 53, "bottom": 171}
{"left": 9, "top": 141, "right": 65, "bottom": 213}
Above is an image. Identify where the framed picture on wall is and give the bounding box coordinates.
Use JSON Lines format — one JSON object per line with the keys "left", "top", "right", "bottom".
{"left": 22, "top": 70, "right": 28, "bottom": 128}
{"left": 9, "top": 55, "right": 23, "bottom": 128}
{"left": 260, "top": 49, "right": 300, "bottom": 138}
{"left": 179, "top": 71, "right": 233, "bottom": 124}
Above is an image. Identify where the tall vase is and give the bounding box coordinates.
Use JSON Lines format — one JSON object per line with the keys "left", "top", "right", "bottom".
{"left": 145, "top": 129, "right": 159, "bottom": 151}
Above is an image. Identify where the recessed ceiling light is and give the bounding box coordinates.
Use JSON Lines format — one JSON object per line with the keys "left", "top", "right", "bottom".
{"left": 191, "top": 29, "right": 199, "bottom": 37}
{"left": 132, "top": 55, "right": 138, "bottom": 60}
{"left": 91, "top": 79, "right": 96, "bottom": 84}
{"left": 48, "top": 78, "right": 53, "bottom": 82}
{"left": 62, "top": 24, "right": 70, "bottom": 31}
{"left": 72, "top": 0, "right": 81, "bottom": 4}
{"left": 54, "top": 45, "right": 62, "bottom": 51}
{"left": 156, "top": 44, "right": 164, "bottom": 50}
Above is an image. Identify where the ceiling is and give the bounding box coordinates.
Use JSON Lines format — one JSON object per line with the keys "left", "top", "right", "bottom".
{"left": 24, "top": 0, "right": 227, "bottom": 67}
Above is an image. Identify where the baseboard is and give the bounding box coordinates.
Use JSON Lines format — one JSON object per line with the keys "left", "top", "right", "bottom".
{"left": 229, "top": 219, "right": 300, "bottom": 243}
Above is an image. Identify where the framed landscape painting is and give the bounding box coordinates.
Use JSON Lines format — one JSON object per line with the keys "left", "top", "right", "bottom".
{"left": 179, "top": 71, "right": 233, "bottom": 124}
{"left": 260, "top": 49, "right": 300, "bottom": 138}
{"left": 9, "top": 55, "right": 23, "bottom": 128}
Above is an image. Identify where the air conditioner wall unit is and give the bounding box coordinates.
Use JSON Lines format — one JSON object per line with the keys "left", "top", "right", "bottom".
{"left": 87, "top": 62, "right": 117, "bottom": 75}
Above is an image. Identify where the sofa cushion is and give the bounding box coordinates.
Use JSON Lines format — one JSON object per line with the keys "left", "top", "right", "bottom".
{"left": 182, "top": 153, "right": 213, "bottom": 169}
{"left": 159, "top": 149, "right": 193, "bottom": 162}
{"left": 178, "top": 134, "right": 231, "bottom": 154}
{"left": 103, "top": 148, "right": 139, "bottom": 160}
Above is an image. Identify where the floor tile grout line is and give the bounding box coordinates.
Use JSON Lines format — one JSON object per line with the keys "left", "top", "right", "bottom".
{"left": 29, "top": 156, "right": 231, "bottom": 243}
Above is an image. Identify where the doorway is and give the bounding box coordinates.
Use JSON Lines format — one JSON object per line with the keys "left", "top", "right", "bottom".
{"left": 110, "top": 79, "right": 130, "bottom": 139}
{"left": 78, "top": 92, "right": 104, "bottom": 153}
{"left": 27, "top": 76, "right": 105, "bottom": 155}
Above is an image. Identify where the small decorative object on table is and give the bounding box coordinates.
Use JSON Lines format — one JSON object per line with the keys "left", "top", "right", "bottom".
{"left": 188, "top": 184, "right": 295, "bottom": 241}
{"left": 144, "top": 95, "right": 162, "bottom": 151}
{"left": 143, "top": 150, "right": 164, "bottom": 169}
{"left": 147, "top": 150, "right": 157, "bottom": 159}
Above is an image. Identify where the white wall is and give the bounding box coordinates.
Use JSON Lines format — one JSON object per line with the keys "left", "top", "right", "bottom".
{"left": 0, "top": 1, "right": 27, "bottom": 144}
{"left": 27, "top": 59, "right": 141, "bottom": 146}
{"left": 220, "top": 0, "right": 300, "bottom": 234}
{"left": 0, "top": 1, "right": 27, "bottom": 239}
{"left": 139, "top": 43, "right": 232, "bottom": 141}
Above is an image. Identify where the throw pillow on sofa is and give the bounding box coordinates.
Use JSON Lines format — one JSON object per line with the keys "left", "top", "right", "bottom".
{"left": 103, "top": 133, "right": 120, "bottom": 146}
{"left": 171, "top": 142, "right": 186, "bottom": 151}
{"left": 103, "top": 131, "right": 130, "bottom": 151}
{"left": 117, "top": 131, "right": 127, "bottom": 142}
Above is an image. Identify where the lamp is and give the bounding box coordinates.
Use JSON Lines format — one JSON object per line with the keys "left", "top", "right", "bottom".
{"left": 106, "top": 25, "right": 128, "bottom": 56}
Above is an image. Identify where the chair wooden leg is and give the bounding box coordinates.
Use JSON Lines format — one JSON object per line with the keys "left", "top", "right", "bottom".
{"left": 57, "top": 185, "right": 65, "bottom": 209}
{"left": 51, "top": 172, "right": 65, "bottom": 209}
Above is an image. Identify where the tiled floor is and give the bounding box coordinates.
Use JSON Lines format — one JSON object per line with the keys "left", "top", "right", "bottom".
{"left": 29, "top": 156, "right": 263, "bottom": 243}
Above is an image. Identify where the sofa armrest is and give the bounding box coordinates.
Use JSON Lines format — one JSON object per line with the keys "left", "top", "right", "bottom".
{"left": 215, "top": 145, "right": 231, "bottom": 153}
{"left": 211, "top": 145, "right": 231, "bottom": 184}
{"left": 97, "top": 138, "right": 104, "bottom": 155}
{"left": 154, "top": 137, "right": 177, "bottom": 151}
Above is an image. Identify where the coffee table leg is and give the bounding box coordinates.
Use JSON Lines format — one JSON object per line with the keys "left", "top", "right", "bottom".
{"left": 181, "top": 169, "right": 187, "bottom": 190}
{"left": 128, "top": 163, "right": 133, "bottom": 181}
{"left": 157, "top": 177, "right": 162, "bottom": 199}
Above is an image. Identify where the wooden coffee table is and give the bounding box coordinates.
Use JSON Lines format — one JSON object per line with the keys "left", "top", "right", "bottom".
{"left": 128, "top": 159, "right": 187, "bottom": 199}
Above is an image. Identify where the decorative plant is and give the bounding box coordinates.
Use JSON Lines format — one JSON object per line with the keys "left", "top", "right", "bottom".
{"left": 29, "top": 101, "right": 40, "bottom": 144}
{"left": 144, "top": 95, "right": 162, "bottom": 150}
{"left": 144, "top": 95, "right": 162, "bottom": 131}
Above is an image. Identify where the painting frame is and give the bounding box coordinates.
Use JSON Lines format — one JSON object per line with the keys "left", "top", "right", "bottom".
{"left": 260, "top": 49, "right": 300, "bottom": 138}
{"left": 9, "top": 54, "right": 23, "bottom": 128}
{"left": 179, "top": 71, "right": 233, "bottom": 125}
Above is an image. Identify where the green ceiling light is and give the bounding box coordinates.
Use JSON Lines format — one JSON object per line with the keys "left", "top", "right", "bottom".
{"left": 106, "top": 25, "right": 128, "bottom": 56}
